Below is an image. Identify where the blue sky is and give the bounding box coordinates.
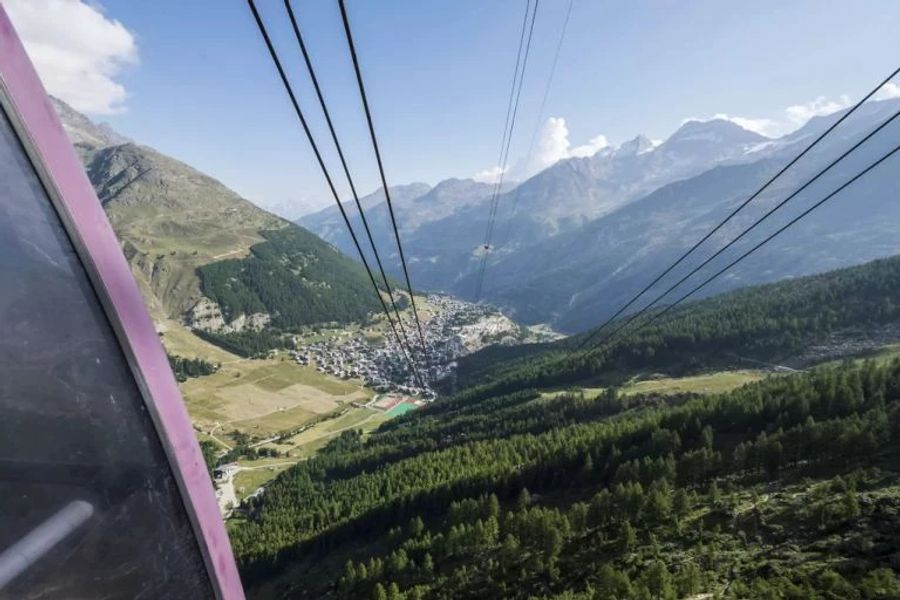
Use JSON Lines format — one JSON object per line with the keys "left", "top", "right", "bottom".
{"left": 8, "top": 0, "right": 900, "bottom": 218}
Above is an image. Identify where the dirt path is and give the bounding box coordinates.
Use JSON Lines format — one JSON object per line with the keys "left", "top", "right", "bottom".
{"left": 210, "top": 248, "right": 246, "bottom": 260}
{"left": 293, "top": 411, "right": 381, "bottom": 446}
{"left": 239, "top": 461, "right": 299, "bottom": 471}
{"left": 248, "top": 435, "right": 281, "bottom": 449}
{"left": 206, "top": 431, "right": 232, "bottom": 451}
{"left": 215, "top": 461, "right": 300, "bottom": 517}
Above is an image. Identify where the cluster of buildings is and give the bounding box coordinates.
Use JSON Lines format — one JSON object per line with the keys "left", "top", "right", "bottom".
{"left": 289, "top": 294, "right": 522, "bottom": 399}
{"left": 291, "top": 334, "right": 433, "bottom": 397}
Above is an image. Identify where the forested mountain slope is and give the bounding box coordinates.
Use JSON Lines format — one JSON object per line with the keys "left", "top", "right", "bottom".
{"left": 230, "top": 255, "right": 900, "bottom": 599}
{"left": 196, "top": 227, "right": 381, "bottom": 333}
{"left": 451, "top": 253, "right": 900, "bottom": 398}
{"left": 52, "top": 98, "right": 383, "bottom": 337}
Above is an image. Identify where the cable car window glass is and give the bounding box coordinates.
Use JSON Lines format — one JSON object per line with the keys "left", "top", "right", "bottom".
{"left": 0, "top": 107, "right": 213, "bottom": 597}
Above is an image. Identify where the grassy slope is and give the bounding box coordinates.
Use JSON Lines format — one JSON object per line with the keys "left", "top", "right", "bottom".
{"left": 88, "top": 142, "right": 281, "bottom": 320}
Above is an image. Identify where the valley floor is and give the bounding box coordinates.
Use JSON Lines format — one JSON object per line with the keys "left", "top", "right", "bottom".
{"left": 160, "top": 295, "right": 548, "bottom": 514}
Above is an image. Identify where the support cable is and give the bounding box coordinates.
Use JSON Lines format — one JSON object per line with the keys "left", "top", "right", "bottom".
{"left": 246, "top": 0, "right": 426, "bottom": 388}
{"left": 337, "top": 0, "right": 430, "bottom": 364}
{"left": 283, "top": 0, "right": 418, "bottom": 366}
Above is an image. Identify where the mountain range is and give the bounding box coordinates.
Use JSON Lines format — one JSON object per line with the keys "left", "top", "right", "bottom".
{"left": 300, "top": 99, "right": 900, "bottom": 332}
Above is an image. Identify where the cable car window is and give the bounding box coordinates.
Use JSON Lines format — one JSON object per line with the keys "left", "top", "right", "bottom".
{"left": 0, "top": 107, "right": 213, "bottom": 598}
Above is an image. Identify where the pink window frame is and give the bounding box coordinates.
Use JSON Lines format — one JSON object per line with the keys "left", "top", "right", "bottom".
{"left": 0, "top": 8, "right": 244, "bottom": 599}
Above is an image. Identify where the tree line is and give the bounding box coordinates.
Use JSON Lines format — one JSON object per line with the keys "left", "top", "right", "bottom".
{"left": 196, "top": 227, "right": 384, "bottom": 355}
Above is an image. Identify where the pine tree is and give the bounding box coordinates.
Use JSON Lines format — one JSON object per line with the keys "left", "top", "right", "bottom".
{"left": 487, "top": 493, "right": 500, "bottom": 519}
{"left": 596, "top": 563, "right": 632, "bottom": 599}
{"left": 673, "top": 488, "right": 690, "bottom": 523}
{"left": 372, "top": 582, "right": 387, "bottom": 600}
{"left": 709, "top": 480, "right": 722, "bottom": 504}
{"left": 620, "top": 521, "right": 636, "bottom": 553}
{"left": 339, "top": 560, "right": 357, "bottom": 593}
{"left": 407, "top": 516, "right": 425, "bottom": 538}
{"left": 387, "top": 582, "right": 402, "bottom": 600}
{"left": 516, "top": 488, "right": 531, "bottom": 512}
{"left": 642, "top": 560, "right": 675, "bottom": 600}
{"left": 842, "top": 487, "right": 861, "bottom": 521}
{"left": 676, "top": 562, "right": 703, "bottom": 597}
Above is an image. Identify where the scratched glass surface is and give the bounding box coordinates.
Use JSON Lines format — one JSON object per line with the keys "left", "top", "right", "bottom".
{"left": 0, "top": 110, "right": 213, "bottom": 598}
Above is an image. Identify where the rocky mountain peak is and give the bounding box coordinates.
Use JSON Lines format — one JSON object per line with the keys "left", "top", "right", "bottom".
{"left": 615, "top": 134, "right": 656, "bottom": 157}
{"left": 50, "top": 96, "right": 131, "bottom": 150}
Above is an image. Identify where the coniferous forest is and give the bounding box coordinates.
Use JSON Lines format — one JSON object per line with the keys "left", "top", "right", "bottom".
{"left": 448, "top": 255, "right": 900, "bottom": 399}
{"left": 228, "top": 255, "right": 900, "bottom": 600}
{"left": 198, "top": 228, "right": 383, "bottom": 330}
{"left": 167, "top": 353, "right": 219, "bottom": 382}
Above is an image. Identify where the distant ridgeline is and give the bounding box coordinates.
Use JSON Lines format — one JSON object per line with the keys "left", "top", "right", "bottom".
{"left": 229, "top": 254, "right": 900, "bottom": 599}
{"left": 196, "top": 228, "right": 385, "bottom": 357}
{"left": 448, "top": 254, "right": 900, "bottom": 399}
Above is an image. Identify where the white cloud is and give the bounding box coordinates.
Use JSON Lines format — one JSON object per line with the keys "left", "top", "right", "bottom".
{"left": 473, "top": 117, "right": 612, "bottom": 182}
{"left": 531, "top": 117, "right": 571, "bottom": 167}
{"left": 523, "top": 117, "right": 610, "bottom": 177}
{"left": 473, "top": 165, "right": 508, "bottom": 184}
{"left": 686, "top": 94, "right": 855, "bottom": 139}
{"left": 3, "top": 0, "right": 138, "bottom": 115}
{"left": 570, "top": 134, "right": 610, "bottom": 158}
{"left": 784, "top": 95, "right": 851, "bottom": 125}
{"left": 874, "top": 82, "right": 900, "bottom": 101}
{"left": 712, "top": 113, "right": 781, "bottom": 137}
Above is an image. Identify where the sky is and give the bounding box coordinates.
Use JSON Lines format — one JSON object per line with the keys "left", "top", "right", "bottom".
{"left": 4, "top": 0, "right": 900, "bottom": 219}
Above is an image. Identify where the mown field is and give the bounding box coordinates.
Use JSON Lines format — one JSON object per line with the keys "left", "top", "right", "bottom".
{"left": 178, "top": 355, "right": 370, "bottom": 436}
{"left": 160, "top": 324, "right": 411, "bottom": 496}
{"left": 541, "top": 368, "right": 770, "bottom": 403}
{"left": 157, "top": 302, "right": 436, "bottom": 497}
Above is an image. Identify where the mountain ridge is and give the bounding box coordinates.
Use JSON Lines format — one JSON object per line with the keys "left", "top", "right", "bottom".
{"left": 52, "top": 98, "right": 386, "bottom": 337}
